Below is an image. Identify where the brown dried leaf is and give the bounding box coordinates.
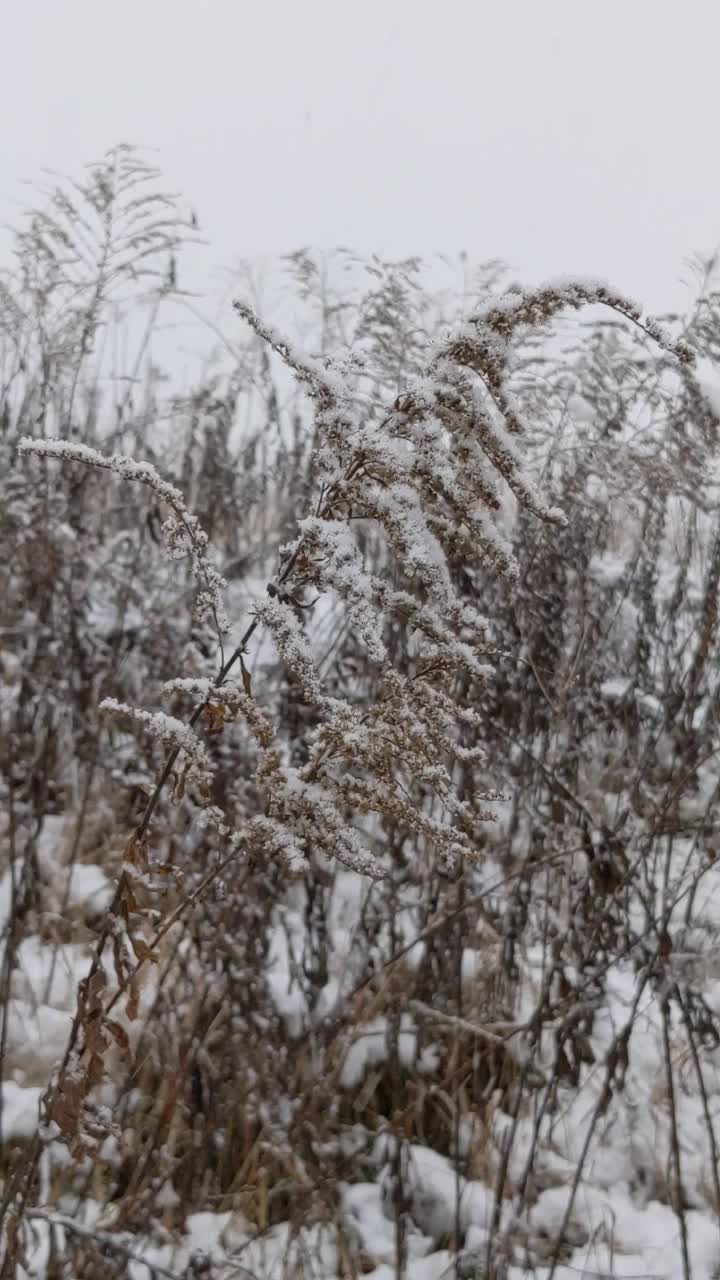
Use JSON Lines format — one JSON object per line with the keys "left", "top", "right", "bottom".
{"left": 125, "top": 835, "right": 148, "bottom": 869}
{"left": 206, "top": 701, "right": 226, "bottom": 732}
{"left": 106, "top": 1018, "right": 131, "bottom": 1052}
{"left": 49, "top": 1075, "right": 85, "bottom": 1138}
{"left": 130, "top": 935, "right": 160, "bottom": 964}
{"left": 127, "top": 976, "right": 141, "bottom": 1022}
{"left": 119, "top": 880, "right": 140, "bottom": 920}
{"left": 86, "top": 1052, "right": 106, "bottom": 1088}
{"left": 83, "top": 967, "right": 107, "bottom": 1005}
{"left": 78, "top": 967, "right": 108, "bottom": 1057}
{"left": 83, "top": 1014, "right": 108, "bottom": 1058}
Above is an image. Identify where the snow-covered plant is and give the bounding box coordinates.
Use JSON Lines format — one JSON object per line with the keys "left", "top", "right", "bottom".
{"left": 431, "top": 264, "right": 720, "bottom": 1279}
{"left": 4, "top": 144, "right": 197, "bottom": 445}
{"left": 4, "top": 274, "right": 693, "bottom": 1222}
{"left": 5, "top": 151, "right": 720, "bottom": 1278}
{"left": 19, "top": 281, "right": 692, "bottom": 876}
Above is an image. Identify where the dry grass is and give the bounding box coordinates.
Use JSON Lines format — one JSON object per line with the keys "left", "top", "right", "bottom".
{"left": 2, "top": 156, "right": 720, "bottom": 1280}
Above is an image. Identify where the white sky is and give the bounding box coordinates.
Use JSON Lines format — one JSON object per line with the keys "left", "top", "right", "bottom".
{"left": 3, "top": 0, "right": 720, "bottom": 314}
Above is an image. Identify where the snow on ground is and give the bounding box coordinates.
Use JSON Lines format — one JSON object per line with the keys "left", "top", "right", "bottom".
{"left": 8, "top": 810, "right": 720, "bottom": 1275}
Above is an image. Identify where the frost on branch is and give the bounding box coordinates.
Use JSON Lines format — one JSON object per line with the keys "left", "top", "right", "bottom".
{"left": 17, "top": 436, "right": 229, "bottom": 636}
{"left": 229, "top": 278, "right": 697, "bottom": 874}
{"left": 162, "top": 676, "right": 275, "bottom": 747}
{"left": 8, "top": 233, "right": 719, "bottom": 1277}
{"left": 12, "top": 277, "right": 695, "bottom": 886}
{"left": 99, "top": 699, "right": 212, "bottom": 787}
{"left": 253, "top": 596, "right": 324, "bottom": 701}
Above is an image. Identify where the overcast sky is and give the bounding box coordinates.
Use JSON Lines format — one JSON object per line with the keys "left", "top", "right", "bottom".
{"left": 3, "top": 0, "right": 720, "bottom": 315}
